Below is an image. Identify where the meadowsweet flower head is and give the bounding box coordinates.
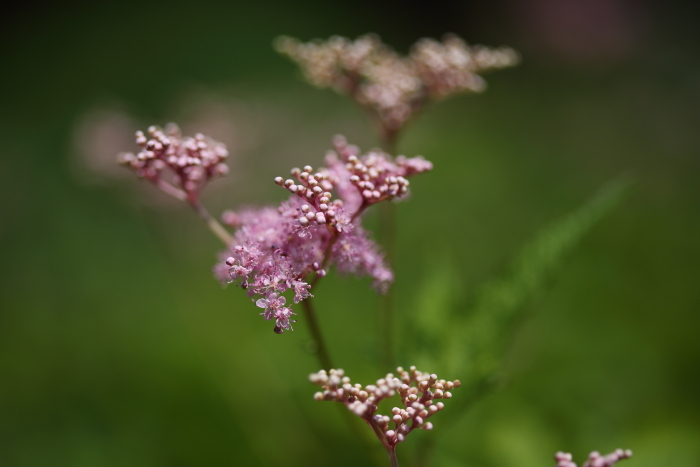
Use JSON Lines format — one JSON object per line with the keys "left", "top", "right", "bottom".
{"left": 118, "top": 124, "right": 229, "bottom": 202}
{"left": 310, "top": 366, "right": 460, "bottom": 450}
{"left": 555, "top": 449, "right": 633, "bottom": 467}
{"left": 410, "top": 35, "right": 519, "bottom": 98}
{"left": 277, "top": 34, "right": 519, "bottom": 133}
{"left": 328, "top": 135, "right": 432, "bottom": 209}
{"left": 214, "top": 136, "right": 431, "bottom": 332}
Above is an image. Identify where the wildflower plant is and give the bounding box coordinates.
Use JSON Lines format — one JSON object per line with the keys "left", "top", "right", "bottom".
{"left": 115, "top": 32, "right": 634, "bottom": 467}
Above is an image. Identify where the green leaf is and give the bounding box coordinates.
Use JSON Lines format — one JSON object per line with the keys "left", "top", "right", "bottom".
{"left": 409, "top": 254, "right": 461, "bottom": 371}
{"left": 445, "top": 177, "right": 632, "bottom": 399}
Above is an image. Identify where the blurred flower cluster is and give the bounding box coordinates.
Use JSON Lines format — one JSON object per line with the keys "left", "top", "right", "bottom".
{"left": 118, "top": 124, "right": 229, "bottom": 203}
{"left": 277, "top": 34, "right": 519, "bottom": 134}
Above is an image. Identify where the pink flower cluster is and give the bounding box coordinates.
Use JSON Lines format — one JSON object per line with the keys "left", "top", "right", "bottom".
{"left": 214, "top": 136, "right": 432, "bottom": 333}
{"left": 118, "top": 124, "right": 229, "bottom": 202}
{"left": 310, "top": 366, "right": 460, "bottom": 449}
{"left": 555, "top": 449, "right": 633, "bottom": 467}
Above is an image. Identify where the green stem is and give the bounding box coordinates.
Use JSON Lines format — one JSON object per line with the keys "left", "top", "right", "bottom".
{"left": 154, "top": 179, "right": 188, "bottom": 202}
{"left": 378, "top": 127, "right": 399, "bottom": 369}
{"left": 388, "top": 447, "right": 400, "bottom": 467}
{"left": 301, "top": 299, "right": 333, "bottom": 370}
{"left": 151, "top": 179, "right": 233, "bottom": 245}
{"left": 378, "top": 202, "right": 396, "bottom": 369}
{"left": 190, "top": 198, "right": 233, "bottom": 245}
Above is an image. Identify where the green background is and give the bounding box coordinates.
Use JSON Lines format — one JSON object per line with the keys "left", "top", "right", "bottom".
{"left": 1, "top": 1, "right": 699, "bottom": 466}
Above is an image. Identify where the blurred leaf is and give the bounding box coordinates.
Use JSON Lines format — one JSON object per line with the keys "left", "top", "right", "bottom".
{"left": 445, "top": 176, "right": 633, "bottom": 402}
{"left": 409, "top": 254, "right": 461, "bottom": 371}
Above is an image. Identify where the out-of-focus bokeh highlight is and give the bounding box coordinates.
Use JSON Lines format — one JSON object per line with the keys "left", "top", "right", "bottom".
{"left": 1, "top": 0, "right": 699, "bottom": 466}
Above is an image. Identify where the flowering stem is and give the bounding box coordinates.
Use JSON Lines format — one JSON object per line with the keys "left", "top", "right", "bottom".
{"left": 301, "top": 298, "right": 333, "bottom": 370}
{"left": 151, "top": 178, "right": 234, "bottom": 245}
{"left": 378, "top": 201, "right": 396, "bottom": 369}
{"left": 364, "top": 418, "right": 398, "bottom": 467}
{"left": 388, "top": 447, "right": 400, "bottom": 467}
{"left": 154, "top": 179, "right": 188, "bottom": 202}
{"left": 378, "top": 129, "right": 399, "bottom": 369}
{"left": 189, "top": 198, "right": 234, "bottom": 245}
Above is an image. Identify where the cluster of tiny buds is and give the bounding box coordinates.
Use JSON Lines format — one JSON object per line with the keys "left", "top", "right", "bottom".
{"left": 118, "top": 124, "right": 228, "bottom": 197}
{"left": 310, "top": 367, "right": 460, "bottom": 447}
{"left": 331, "top": 134, "right": 432, "bottom": 203}
{"left": 555, "top": 449, "right": 633, "bottom": 467}
{"left": 345, "top": 153, "right": 409, "bottom": 203}
{"left": 274, "top": 165, "right": 344, "bottom": 228}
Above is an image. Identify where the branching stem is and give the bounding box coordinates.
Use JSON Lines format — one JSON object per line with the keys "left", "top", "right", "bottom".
{"left": 378, "top": 128, "right": 399, "bottom": 369}
{"left": 152, "top": 179, "right": 233, "bottom": 245}
{"left": 154, "top": 179, "right": 188, "bottom": 201}
{"left": 300, "top": 298, "right": 333, "bottom": 370}
{"left": 389, "top": 447, "right": 400, "bottom": 467}
{"left": 189, "top": 198, "right": 234, "bottom": 245}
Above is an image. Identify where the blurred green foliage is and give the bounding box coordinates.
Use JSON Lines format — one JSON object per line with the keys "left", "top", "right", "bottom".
{"left": 1, "top": 1, "right": 699, "bottom": 467}
{"left": 446, "top": 177, "right": 632, "bottom": 394}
